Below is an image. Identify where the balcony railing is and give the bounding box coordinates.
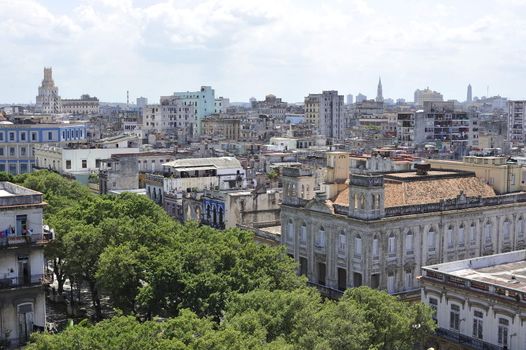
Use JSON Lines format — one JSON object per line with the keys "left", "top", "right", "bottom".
{"left": 436, "top": 327, "right": 503, "bottom": 350}
{"left": 0, "top": 274, "right": 47, "bottom": 290}
{"left": 0, "top": 233, "right": 51, "bottom": 248}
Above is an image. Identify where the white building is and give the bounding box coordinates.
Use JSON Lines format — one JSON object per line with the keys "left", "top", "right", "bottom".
{"left": 508, "top": 100, "right": 526, "bottom": 145}
{"left": 136, "top": 97, "right": 148, "bottom": 109}
{"left": 214, "top": 97, "right": 230, "bottom": 114}
{"left": 414, "top": 87, "right": 444, "bottom": 106}
{"left": 141, "top": 104, "right": 162, "bottom": 132}
{"left": 161, "top": 86, "right": 215, "bottom": 136}
{"left": 0, "top": 182, "right": 49, "bottom": 347}
{"left": 34, "top": 136, "right": 140, "bottom": 182}
{"left": 61, "top": 94, "right": 99, "bottom": 115}
{"left": 421, "top": 250, "right": 526, "bottom": 350}
{"left": 35, "top": 67, "right": 61, "bottom": 114}
{"left": 305, "top": 91, "right": 345, "bottom": 140}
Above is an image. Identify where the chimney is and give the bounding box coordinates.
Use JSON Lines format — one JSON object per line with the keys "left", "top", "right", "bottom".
{"left": 415, "top": 161, "right": 431, "bottom": 176}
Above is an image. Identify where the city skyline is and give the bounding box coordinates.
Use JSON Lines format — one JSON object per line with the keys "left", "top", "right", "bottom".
{"left": 1, "top": 0, "right": 525, "bottom": 103}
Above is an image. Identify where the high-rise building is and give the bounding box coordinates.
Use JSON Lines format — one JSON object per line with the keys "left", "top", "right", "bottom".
{"left": 346, "top": 94, "right": 354, "bottom": 105}
{"left": 376, "top": 77, "right": 383, "bottom": 102}
{"left": 161, "top": 86, "right": 215, "bottom": 136}
{"left": 467, "top": 84, "right": 473, "bottom": 103}
{"left": 136, "top": 97, "right": 148, "bottom": 109}
{"left": 356, "top": 93, "right": 367, "bottom": 103}
{"left": 507, "top": 100, "right": 526, "bottom": 144}
{"left": 35, "top": 67, "right": 61, "bottom": 114}
{"left": 305, "top": 91, "right": 344, "bottom": 140}
{"left": 414, "top": 87, "right": 443, "bottom": 106}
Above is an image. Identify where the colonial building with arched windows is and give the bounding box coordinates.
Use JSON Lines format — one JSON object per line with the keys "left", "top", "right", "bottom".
{"left": 281, "top": 161, "right": 526, "bottom": 298}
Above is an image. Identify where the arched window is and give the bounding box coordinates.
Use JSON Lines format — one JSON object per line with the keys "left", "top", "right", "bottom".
{"left": 388, "top": 233, "right": 396, "bottom": 255}
{"left": 503, "top": 219, "right": 511, "bottom": 241}
{"left": 518, "top": 217, "right": 524, "bottom": 238}
{"left": 355, "top": 234, "right": 362, "bottom": 257}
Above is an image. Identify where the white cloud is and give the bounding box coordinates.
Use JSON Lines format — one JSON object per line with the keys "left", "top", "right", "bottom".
{"left": 0, "top": 0, "right": 525, "bottom": 103}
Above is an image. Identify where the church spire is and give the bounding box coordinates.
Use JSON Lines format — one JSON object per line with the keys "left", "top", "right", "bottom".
{"left": 376, "top": 76, "right": 383, "bottom": 102}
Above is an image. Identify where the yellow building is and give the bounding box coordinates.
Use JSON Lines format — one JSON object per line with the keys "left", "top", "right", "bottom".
{"left": 428, "top": 156, "right": 524, "bottom": 194}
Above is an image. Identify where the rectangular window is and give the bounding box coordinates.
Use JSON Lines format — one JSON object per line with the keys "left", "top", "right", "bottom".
{"left": 20, "top": 132, "right": 26, "bottom": 141}
{"left": 66, "top": 160, "right": 72, "bottom": 170}
{"left": 8, "top": 164, "right": 16, "bottom": 175}
{"left": 472, "top": 310, "right": 483, "bottom": 339}
{"left": 450, "top": 304, "right": 460, "bottom": 331}
{"left": 429, "top": 298, "right": 438, "bottom": 321}
{"left": 20, "top": 147, "right": 26, "bottom": 157}
{"left": 387, "top": 274, "right": 395, "bottom": 293}
{"left": 406, "top": 233, "right": 414, "bottom": 254}
{"left": 405, "top": 271, "right": 413, "bottom": 289}
{"left": 81, "top": 160, "right": 87, "bottom": 168}
{"left": 355, "top": 236, "right": 362, "bottom": 256}
{"left": 31, "top": 132, "right": 37, "bottom": 141}
{"left": 9, "top": 132, "right": 15, "bottom": 141}
{"left": 0, "top": 132, "right": 3, "bottom": 141}
{"left": 498, "top": 318, "right": 509, "bottom": 346}
{"left": 338, "top": 233, "right": 347, "bottom": 254}
{"left": 0, "top": 147, "right": 3, "bottom": 156}
{"left": 0, "top": 164, "right": 5, "bottom": 172}
{"left": 9, "top": 147, "right": 15, "bottom": 157}
{"left": 20, "top": 163, "right": 28, "bottom": 174}
{"left": 48, "top": 131, "right": 53, "bottom": 140}
{"left": 300, "top": 225, "right": 307, "bottom": 245}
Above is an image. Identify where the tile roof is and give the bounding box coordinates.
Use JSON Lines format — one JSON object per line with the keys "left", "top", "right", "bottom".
{"left": 333, "top": 176, "right": 496, "bottom": 208}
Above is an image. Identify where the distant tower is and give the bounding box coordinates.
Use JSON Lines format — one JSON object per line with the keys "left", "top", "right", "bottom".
{"left": 376, "top": 77, "right": 384, "bottom": 102}
{"left": 467, "top": 84, "right": 472, "bottom": 103}
{"left": 346, "top": 94, "right": 354, "bottom": 104}
{"left": 35, "top": 67, "right": 61, "bottom": 114}
{"left": 127, "top": 90, "right": 129, "bottom": 106}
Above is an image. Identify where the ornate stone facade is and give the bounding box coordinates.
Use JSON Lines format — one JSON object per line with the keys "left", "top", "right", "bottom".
{"left": 281, "top": 169, "right": 526, "bottom": 296}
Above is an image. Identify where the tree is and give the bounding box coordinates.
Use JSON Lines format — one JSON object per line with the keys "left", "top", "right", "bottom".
{"left": 342, "top": 287, "right": 436, "bottom": 349}
{"left": 63, "top": 224, "right": 106, "bottom": 320}
{"left": 96, "top": 244, "right": 148, "bottom": 314}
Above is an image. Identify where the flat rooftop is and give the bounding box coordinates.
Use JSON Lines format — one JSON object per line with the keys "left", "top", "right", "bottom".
{"left": 0, "top": 182, "right": 44, "bottom": 207}
{"left": 424, "top": 250, "right": 526, "bottom": 292}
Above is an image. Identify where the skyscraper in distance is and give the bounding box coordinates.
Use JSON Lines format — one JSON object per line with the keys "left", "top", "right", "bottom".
{"left": 467, "top": 84, "right": 473, "bottom": 103}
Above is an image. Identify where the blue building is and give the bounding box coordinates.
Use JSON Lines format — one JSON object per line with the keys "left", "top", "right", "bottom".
{"left": 0, "top": 122, "right": 87, "bottom": 174}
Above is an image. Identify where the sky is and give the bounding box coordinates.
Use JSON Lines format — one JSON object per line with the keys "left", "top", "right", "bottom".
{"left": 1, "top": 0, "right": 526, "bottom": 104}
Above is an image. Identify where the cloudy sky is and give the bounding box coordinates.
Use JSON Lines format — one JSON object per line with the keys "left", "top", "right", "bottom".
{"left": 1, "top": 0, "right": 525, "bottom": 104}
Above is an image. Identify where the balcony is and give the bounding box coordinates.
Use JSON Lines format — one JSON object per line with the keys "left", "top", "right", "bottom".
{"left": 0, "top": 274, "right": 48, "bottom": 290}
{"left": 0, "top": 233, "right": 51, "bottom": 249}
{"left": 436, "top": 328, "right": 503, "bottom": 350}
